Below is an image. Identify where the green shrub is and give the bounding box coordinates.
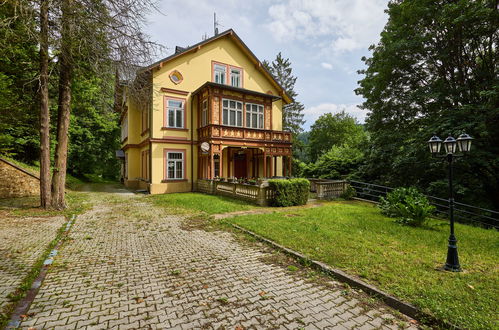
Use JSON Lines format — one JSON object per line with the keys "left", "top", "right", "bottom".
{"left": 269, "top": 178, "right": 310, "bottom": 207}
{"left": 379, "top": 187, "right": 435, "bottom": 226}
{"left": 340, "top": 184, "right": 357, "bottom": 200}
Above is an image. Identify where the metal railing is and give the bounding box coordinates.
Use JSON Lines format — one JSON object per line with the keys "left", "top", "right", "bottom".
{"left": 349, "top": 180, "right": 499, "bottom": 229}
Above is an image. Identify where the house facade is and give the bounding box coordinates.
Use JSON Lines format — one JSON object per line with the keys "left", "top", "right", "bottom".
{"left": 117, "top": 29, "right": 293, "bottom": 194}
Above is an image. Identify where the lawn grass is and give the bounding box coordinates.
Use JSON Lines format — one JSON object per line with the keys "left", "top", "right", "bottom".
{"left": 0, "top": 191, "right": 92, "bottom": 218}
{"left": 147, "top": 192, "right": 257, "bottom": 215}
{"left": 229, "top": 200, "right": 499, "bottom": 329}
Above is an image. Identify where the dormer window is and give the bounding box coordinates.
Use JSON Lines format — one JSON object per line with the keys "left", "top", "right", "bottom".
{"left": 214, "top": 64, "right": 226, "bottom": 84}
{"left": 230, "top": 68, "right": 241, "bottom": 87}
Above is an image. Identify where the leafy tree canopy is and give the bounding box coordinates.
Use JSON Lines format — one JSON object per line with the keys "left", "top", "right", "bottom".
{"left": 308, "top": 111, "right": 367, "bottom": 162}
{"left": 307, "top": 145, "right": 364, "bottom": 180}
{"left": 356, "top": 0, "right": 499, "bottom": 209}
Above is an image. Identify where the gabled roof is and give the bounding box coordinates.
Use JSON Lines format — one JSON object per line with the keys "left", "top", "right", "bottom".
{"left": 143, "top": 29, "right": 292, "bottom": 104}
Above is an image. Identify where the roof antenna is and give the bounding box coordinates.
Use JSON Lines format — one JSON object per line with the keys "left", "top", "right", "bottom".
{"left": 214, "top": 12, "right": 219, "bottom": 36}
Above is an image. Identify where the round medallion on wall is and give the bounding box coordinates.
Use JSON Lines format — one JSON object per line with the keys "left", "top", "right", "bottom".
{"left": 169, "top": 70, "right": 183, "bottom": 84}
{"left": 200, "top": 142, "right": 210, "bottom": 153}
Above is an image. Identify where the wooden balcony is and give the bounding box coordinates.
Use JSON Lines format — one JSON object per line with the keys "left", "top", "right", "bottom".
{"left": 198, "top": 124, "right": 292, "bottom": 145}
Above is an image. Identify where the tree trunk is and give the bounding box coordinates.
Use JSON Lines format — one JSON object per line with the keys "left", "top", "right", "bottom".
{"left": 39, "top": 0, "right": 51, "bottom": 208}
{"left": 51, "top": 0, "right": 73, "bottom": 209}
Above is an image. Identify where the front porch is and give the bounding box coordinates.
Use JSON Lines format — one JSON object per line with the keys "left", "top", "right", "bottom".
{"left": 198, "top": 146, "right": 292, "bottom": 180}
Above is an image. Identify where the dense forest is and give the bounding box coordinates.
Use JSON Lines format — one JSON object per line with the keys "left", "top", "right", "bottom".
{"left": 0, "top": 3, "right": 120, "bottom": 178}
{"left": 0, "top": 0, "right": 158, "bottom": 208}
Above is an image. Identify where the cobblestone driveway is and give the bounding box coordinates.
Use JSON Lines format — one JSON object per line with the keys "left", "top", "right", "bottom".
{"left": 0, "top": 212, "right": 65, "bottom": 309}
{"left": 20, "top": 192, "right": 417, "bottom": 329}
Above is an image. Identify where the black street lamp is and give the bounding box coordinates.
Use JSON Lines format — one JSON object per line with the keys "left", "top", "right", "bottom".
{"left": 428, "top": 133, "right": 473, "bottom": 272}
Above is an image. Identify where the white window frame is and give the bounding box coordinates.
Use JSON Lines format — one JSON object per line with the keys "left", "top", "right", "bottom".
{"left": 245, "top": 103, "right": 264, "bottom": 129}
{"left": 222, "top": 98, "right": 243, "bottom": 127}
{"left": 166, "top": 151, "right": 184, "bottom": 180}
{"left": 230, "top": 67, "right": 241, "bottom": 87}
{"left": 201, "top": 99, "right": 208, "bottom": 127}
{"left": 213, "top": 64, "right": 226, "bottom": 84}
{"left": 165, "top": 98, "right": 184, "bottom": 129}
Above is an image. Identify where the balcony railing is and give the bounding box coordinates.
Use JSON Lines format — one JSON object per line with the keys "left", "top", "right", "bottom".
{"left": 197, "top": 179, "right": 275, "bottom": 206}
{"left": 198, "top": 124, "right": 292, "bottom": 143}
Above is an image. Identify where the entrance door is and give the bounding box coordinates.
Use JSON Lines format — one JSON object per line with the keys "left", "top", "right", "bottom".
{"left": 233, "top": 153, "right": 247, "bottom": 178}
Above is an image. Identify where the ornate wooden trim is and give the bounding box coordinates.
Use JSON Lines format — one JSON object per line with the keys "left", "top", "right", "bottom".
{"left": 160, "top": 87, "right": 189, "bottom": 96}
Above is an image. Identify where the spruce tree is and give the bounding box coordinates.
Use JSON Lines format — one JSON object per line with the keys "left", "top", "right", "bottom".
{"left": 263, "top": 53, "right": 305, "bottom": 135}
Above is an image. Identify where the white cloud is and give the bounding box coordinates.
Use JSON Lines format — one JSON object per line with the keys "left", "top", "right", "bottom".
{"left": 321, "top": 62, "right": 333, "bottom": 70}
{"left": 266, "top": 0, "right": 388, "bottom": 53}
{"left": 304, "top": 103, "right": 367, "bottom": 126}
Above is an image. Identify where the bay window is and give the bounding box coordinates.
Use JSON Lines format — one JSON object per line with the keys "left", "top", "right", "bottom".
{"left": 222, "top": 99, "right": 243, "bottom": 127}
{"left": 245, "top": 103, "right": 264, "bottom": 129}
{"left": 201, "top": 99, "right": 208, "bottom": 126}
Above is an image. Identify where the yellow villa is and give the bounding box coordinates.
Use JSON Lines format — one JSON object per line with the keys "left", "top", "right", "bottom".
{"left": 116, "top": 29, "right": 293, "bottom": 194}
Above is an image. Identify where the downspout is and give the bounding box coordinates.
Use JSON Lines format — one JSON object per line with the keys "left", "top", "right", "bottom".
{"left": 148, "top": 73, "right": 153, "bottom": 193}
{"left": 190, "top": 95, "right": 194, "bottom": 192}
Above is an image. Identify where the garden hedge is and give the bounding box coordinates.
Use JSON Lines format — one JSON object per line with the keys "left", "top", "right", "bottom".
{"left": 268, "top": 178, "right": 310, "bottom": 207}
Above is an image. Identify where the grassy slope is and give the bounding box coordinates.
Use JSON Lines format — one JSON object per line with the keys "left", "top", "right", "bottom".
{"left": 230, "top": 200, "right": 499, "bottom": 329}
{"left": 147, "top": 192, "right": 257, "bottom": 215}
{"left": 1, "top": 155, "right": 85, "bottom": 189}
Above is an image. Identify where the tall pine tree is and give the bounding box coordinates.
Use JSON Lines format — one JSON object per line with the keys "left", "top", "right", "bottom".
{"left": 263, "top": 53, "right": 305, "bottom": 135}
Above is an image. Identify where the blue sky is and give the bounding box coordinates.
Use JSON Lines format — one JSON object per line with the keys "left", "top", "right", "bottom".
{"left": 145, "top": 0, "right": 389, "bottom": 130}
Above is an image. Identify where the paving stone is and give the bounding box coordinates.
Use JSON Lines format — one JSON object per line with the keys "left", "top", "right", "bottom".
{"left": 17, "top": 191, "right": 418, "bottom": 329}
{"left": 0, "top": 214, "right": 65, "bottom": 309}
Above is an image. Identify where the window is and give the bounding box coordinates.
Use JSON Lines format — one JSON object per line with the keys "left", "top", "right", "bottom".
{"left": 166, "top": 151, "right": 184, "bottom": 180}
{"left": 165, "top": 98, "right": 184, "bottom": 128}
{"left": 213, "top": 62, "right": 244, "bottom": 87}
{"left": 213, "top": 64, "right": 226, "bottom": 84}
{"left": 245, "top": 103, "right": 264, "bottom": 129}
{"left": 201, "top": 99, "right": 208, "bottom": 127}
{"left": 141, "top": 107, "right": 149, "bottom": 133}
{"left": 169, "top": 70, "right": 183, "bottom": 84}
{"left": 230, "top": 68, "right": 241, "bottom": 87}
{"left": 214, "top": 154, "right": 220, "bottom": 177}
{"left": 121, "top": 113, "right": 128, "bottom": 141}
{"left": 222, "top": 99, "right": 242, "bottom": 127}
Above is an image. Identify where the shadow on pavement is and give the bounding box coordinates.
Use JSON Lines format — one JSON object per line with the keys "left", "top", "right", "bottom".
{"left": 73, "top": 183, "right": 135, "bottom": 195}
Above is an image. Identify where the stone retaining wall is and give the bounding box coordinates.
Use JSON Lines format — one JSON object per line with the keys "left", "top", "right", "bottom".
{"left": 0, "top": 158, "right": 40, "bottom": 198}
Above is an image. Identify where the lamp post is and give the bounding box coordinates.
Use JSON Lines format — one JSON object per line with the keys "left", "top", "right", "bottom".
{"left": 428, "top": 133, "right": 473, "bottom": 272}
